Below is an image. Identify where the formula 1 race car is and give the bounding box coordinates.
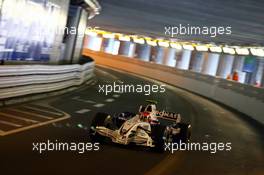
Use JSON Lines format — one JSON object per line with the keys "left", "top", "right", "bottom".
{"left": 89, "top": 100, "right": 191, "bottom": 151}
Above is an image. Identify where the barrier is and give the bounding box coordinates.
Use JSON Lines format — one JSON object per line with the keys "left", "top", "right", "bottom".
{"left": 83, "top": 49, "right": 264, "bottom": 125}
{"left": 0, "top": 61, "right": 94, "bottom": 100}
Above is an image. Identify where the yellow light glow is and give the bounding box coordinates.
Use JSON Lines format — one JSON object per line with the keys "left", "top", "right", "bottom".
{"left": 82, "top": 28, "right": 262, "bottom": 56}
{"left": 85, "top": 30, "right": 98, "bottom": 37}
{"left": 183, "top": 45, "right": 194, "bottom": 51}
{"left": 170, "top": 43, "right": 182, "bottom": 50}
{"left": 250, "top": 48, "right": 264, "bottom": 57}
{"left": 235, "top": 48, "right": 249, "bottom": 55}
{"left": 133, "top": 37, "right": 145, "bottom": 44}
{"left": 196, "top": 45, "right": 208, "bottom": 52}
{"left": 119, "top": 35, "right": 130, "bottom": 42}
{"left": 146, "top": 40, "right": 157, "bottom": 46}
{"left": 158, "top": 41, "right": 170, "bottom": 48}
{"left": 223, "top": 47, "right": 235, "bottom": 55}
{"left": 209, "top": 46, "right": 222, "bottom": 53}
{"left": 102, "top": 33, "right": 115, "bottom": 39}
{"left": 96, "top": 30, "right": 108, "bottom": 35}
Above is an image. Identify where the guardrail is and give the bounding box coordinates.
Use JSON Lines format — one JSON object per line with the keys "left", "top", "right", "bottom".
{"left": 0, "top": 61, "right": 94, "bottom": 100}
{"left": 83, "top": 49, "right": 264, "bottom": 125}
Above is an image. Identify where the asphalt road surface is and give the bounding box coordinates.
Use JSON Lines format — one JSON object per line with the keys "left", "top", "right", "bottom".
{"left": 1, "top": 66, "right": 264, "bottom": 175}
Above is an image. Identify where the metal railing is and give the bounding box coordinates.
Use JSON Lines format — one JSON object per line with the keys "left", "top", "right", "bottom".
{"left": 0, "top": 62, "right": 94, "bottom": 99}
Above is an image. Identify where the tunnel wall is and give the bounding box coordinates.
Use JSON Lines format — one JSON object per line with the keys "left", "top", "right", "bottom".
{"left": 83, "top": 49, "right": 264, "bottom": 125}
{"left": 71, "top": 10, "right": 89, "bottom": 64}
{"left": 0, "top": 0, "right": 70, "bottom": 63}
{"left": 49, "top": 0, "right": 70, "bottom": 64}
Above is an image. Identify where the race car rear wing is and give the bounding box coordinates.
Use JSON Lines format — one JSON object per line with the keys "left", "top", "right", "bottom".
{"left": 156, "top": 111, "right": 181, "bottom": 123}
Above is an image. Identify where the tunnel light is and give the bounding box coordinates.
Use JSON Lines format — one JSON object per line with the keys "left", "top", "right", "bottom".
{"left": 85, "top": 30, "right": 98, "bottom": 37}
{"left": 119, "top": 35, "right": 131, "bottom": 42}
{"left": 170, "top": 42, "right": 182, "bottom": 50}
{"left": 183, "top": 44, "right": 194, "bottom": 51}
{"left": 209, "top": 46, "right": 222, "bottom": 53}
{"left": 158, "top": 41, "right": 170, "bottom": 48}
{"left": 145, "top": 37, "right": 157, "bottom": 46}
{"left": 84, "top": 29, "right": 262, "bottom": 57}
{"left": 146, "top": 40, "right": 157, "bottom": 47}
{"left": 133, "top": 38, "right": 145, "bottom": 44}
{"left": 223, "top": 47, "right": 236, "bottom": 55}
{"left": 196, "top": 45, "right": 208, "bottom": 52}
{"left": 235, "top": 48, "right": 249, "bottom": 55}
{"left": 102, "top": 33, "right": 115, "bottom": 39}
{"left": 250, "top": 48, "right": 264, "bottom": 57}
{"left": 96, "top": 30, "right": 107, "bottom": 35}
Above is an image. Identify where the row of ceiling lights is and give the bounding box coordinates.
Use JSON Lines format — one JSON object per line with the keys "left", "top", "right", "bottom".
{"left": 85, "top": 29, "right": 264, "bottom": 57}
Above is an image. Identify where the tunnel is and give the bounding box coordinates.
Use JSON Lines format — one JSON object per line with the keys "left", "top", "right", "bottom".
{"left": 0, "top": 0, "right": 263, "bottom": 175}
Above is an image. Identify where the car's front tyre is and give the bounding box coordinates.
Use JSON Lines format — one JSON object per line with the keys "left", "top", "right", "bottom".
{"left": 89, "top": 112, "right": 111, "bottom": 142}
{"left": 151, "top": 125, "right": 166, "bottom": 152}
{"left": 172, "top": 123, "right": 191, "bottom": 143}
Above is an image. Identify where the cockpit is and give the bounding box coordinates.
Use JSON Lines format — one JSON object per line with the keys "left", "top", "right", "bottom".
{"left": 139, "top": 104, "right": 156, "bottom": 113}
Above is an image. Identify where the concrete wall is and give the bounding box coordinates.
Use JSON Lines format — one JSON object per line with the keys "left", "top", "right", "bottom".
{"left": 50, "top": 1, "right": 88, "bottom": 64}
{"left": 83, "top": 49, "right": 264, "bottom": 125}
{"left": 0, "top": 0, "right": 70, "bottom": 64}
{"left": 49, "top": 0, "right": 70, "bottom": 64}
{"left": 72, "top": 10, "right": 88, "bottom": 63}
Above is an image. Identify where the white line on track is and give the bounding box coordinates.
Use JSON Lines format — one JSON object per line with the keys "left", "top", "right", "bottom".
{"left": 105, "top": 98, "right": 115, "bottom": 102}
{"left": 22, "top": 105, "right": 62, "bottom": 116}
{"left": 72, "top": 96, "right": 80, "bottom": 100}
{"left": 9, "top": 109, "right": 53, "bottom": 120}
{"left": 93, "top": 103, "right": 105, "bottom": 108}
{"left": 0, "top": 120, "right": 22, "bottom": 127}
{"left": 0, "top": 114, "right": 70, "bottom": 136}
{"left": 112, "top": 94, "right": 120, "bottom": 98}
{"left": 84, "top": 100, "right": 97, "bottom": 103}
{"left": 75, "top": 109, "right": 91, "bottom": 114}
{"left": 0, "top": 112, "right": 38, "bottom": 123}
{"left": 72, "top": 96, "right": 96, "bottom": 104}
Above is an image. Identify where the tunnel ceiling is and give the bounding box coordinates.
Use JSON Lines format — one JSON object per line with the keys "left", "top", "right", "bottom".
{"left": 89, "top": 0, "right": 264, "bottom": 46}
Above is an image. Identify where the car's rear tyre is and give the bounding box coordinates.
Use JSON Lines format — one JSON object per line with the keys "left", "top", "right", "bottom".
{"left": 151, "top": 125, "right": 166, "bottom": 152}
